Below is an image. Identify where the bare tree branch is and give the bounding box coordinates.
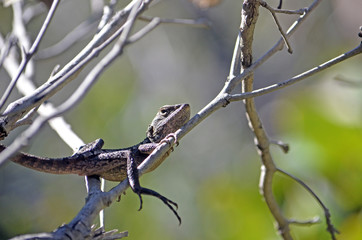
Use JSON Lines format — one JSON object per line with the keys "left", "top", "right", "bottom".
{"left": 237, "top": 0, "right": 293, "bottom": 238}
{"left": 289, "top": 217, "right": 320, "bottom": 226}
{"left": 0, "top": 34, "right": 17, "bottom": 69}
{"left": 35, "top": 14, "right": 101, "bottom": 59}
{"left": 0, "top": 0, "right": 151, "bottom": 166}
{"left": 227, "top": 43, "right": 362, "bottom": 102}
{"left": 259, "top": 0, "right": 293, "bottom": 53}
{"left": 138, "top": 15, "right": 210, "bottom": 27}
{"left": 1, "top": 0, "right": 360, "bottom": 238}
{"left": 0, "top": 0, "right": 60, "bottom": 111}
{"left": 263, "top": 0, "right": 307, "bottom": 15}
{"left": 0, "top": 19, "right": 85, "bottom": 151}
{"left": 277, "top": 168, "right": 339, "bottom": 237}
{"left": 0, "top": 0, "right": 150, "bottom": 140}
{"left": 224, "top": 0, "right": 323, "bottom": 93}
{"left": 270, "top": 140, "right": 289, "bottom": 153}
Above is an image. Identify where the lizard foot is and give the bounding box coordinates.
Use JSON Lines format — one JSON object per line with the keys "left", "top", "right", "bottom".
{"left": 159, "top": 133, "right": 179, "bottom": 149}
{"left": 117, "top": 193, "right": 125, "bottom": 202}
{"left": 134, "top": 187, "right": 181, "bottom": 225}
{"left": 127, "top": 151, "right": 181, "bottom": 224}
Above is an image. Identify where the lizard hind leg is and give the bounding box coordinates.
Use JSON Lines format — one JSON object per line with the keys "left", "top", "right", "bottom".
{"left": 126, "top": 153, "right": 182, "bottom": 225}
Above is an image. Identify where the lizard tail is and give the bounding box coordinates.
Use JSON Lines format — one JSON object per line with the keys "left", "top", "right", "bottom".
{"left": 0, "top": 145, "right": 80, "bottom": 175}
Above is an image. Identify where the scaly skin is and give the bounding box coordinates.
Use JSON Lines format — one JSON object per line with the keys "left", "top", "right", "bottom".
{"left": 2, "top": 103, "right": 190, "bottom": 181}
{"left": 1, "top": 104, "right": 190, "bottom": 224}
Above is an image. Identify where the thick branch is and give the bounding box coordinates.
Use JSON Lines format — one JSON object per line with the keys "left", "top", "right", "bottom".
{"left": 238, "top": 0, "right": 293, "bottom": 238}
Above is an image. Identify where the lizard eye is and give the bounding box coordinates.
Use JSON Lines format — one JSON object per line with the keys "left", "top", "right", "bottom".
{"left": 160, "top": 108, "right": 168, "bottom": 116}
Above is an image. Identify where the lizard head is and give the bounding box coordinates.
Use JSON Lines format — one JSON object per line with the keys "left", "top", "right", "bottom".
{"left": 147, "top": 104, "right": 190, "bottom": 143}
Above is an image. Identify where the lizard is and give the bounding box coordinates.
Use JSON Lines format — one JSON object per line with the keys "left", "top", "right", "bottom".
{"left": 0, "top": 103, "right": 190, "bottom": 224}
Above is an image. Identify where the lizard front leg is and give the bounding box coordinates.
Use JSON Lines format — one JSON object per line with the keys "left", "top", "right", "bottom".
{"left": 126, "top": 151, "right": 181, "bottom": 225}
{"left": 73, "top": 138, "right": 104, "bottom": 157}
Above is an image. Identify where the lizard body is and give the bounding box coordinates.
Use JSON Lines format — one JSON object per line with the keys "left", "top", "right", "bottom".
{"left": 1, "top": 103, "right": 190, "bottom": 223}
{"left": 3, "top": 104, "right": 190, "bottom": 181}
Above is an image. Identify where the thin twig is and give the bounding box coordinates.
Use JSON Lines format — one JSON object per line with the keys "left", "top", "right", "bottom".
{"left": 127, "top": 16, "right": 210, "bottom": 44}
{"left": 138, "top": 15, "right": 210, "bottom": 28}
{"left": 36, "top": 14, "right": 101, "bottom": 59}
{"left": 13, "top": 106, "right": 38, "bottom": 127}
{"left": 0, "top": 0, "right": 149, "bottom": 166}
{"left": 267, "top": 0, "right": 307, "bottom": 15}
{"left": 0, "top": 0, "right": 60, "bottom": 111}
{"left": 23, "top": 2, "right": 48, "bottom": 24}
{"left": 229, "top": 31, "right": 242, "bottom": 78}
{"left": 273, "top": 8, "right": 307, "bottom": 15}
{"left": 334, "top": 74, "right": 362, "bottom": 87}
{"left": 0, "top": 34, "right": 85, "bottom": 150}
{"left": 270, "top": 140, "right": 289, "bottom": 153}
{"left": 0, "top": 34, "right": 17, "bottom": 69}
{"left": 118, "top": 0, "right": 142, "bottom": 44}
{"left": 227, "top": 43, "right": 362, "bottom": 102}
{"left": 127, "top": 17, "right": 161, "bottom": 43}
{"left": 289, "top": 217, "right": 320, "bottom": 226}
{"left": 0, "top": 0, "right": 140, "bottom": 137}
{"left": 223, "top": 0, "right": 322, "bottom": 94}
{"left": 97, "top": 0, "right": 118, "bottom": 30}
{"left": 259, "top": 0, "right": 293, "bottom": 53}
{"left": 277, "top": 168, "right": 339, "bottom": 239}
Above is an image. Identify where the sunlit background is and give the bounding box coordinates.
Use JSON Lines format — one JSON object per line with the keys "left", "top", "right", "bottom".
{"left": 0, "top": 0, "right": 361, "bottom": 239}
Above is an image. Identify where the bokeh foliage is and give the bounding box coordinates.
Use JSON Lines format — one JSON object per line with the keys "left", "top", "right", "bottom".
{"left": 0, "top": 0, "right": 361, "bottom": 239}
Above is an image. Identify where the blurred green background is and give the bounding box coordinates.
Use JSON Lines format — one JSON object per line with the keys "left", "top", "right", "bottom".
{"left": 0, "top": 0, "right": 361, "bottom": 239}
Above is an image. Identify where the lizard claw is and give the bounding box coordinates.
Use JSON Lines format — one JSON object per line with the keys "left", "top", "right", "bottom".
{"left": 132, "top": 186, "right": 182, "bottom": 225}
{"left": 116, "top": 192, "right": 127, "bottom": 202}
{"left": 137, "top": 193, "right": 144, "bottom": 211}
{"left": 129, "top": 178, "right": 182, "bottom": 225}
{"left": 159, "top": 133, "right": 179, "bottom": 148}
